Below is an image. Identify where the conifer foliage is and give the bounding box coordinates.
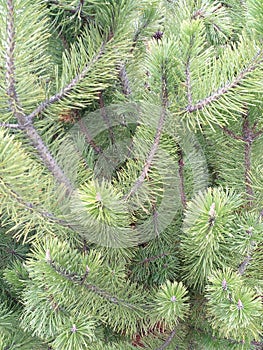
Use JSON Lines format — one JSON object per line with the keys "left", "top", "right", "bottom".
{"left": 0, "top": 0, "right": 262, "bottom": 349}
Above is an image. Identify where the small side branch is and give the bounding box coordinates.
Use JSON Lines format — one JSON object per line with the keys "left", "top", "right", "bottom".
{"left": 48, "top": 259, "right": 140, "bottom": 311}
{"left": 186, "top": 50, "right": 263, "bottom": 113}
{"left": 155, "top": 328, "right": 177, "bottom": 350}
{"left": 2, "top": 180, "right": 76, "bottom": 230}
{"left": 99, "top": 91, "right": 115, "bottom": 144}
{"left": 0, "top": 122, "right": 21, "bottom": 129}
{"left": 242, "top": 113, "right": 254, "bottom": 206}
{"left": 185, "top": 56, "right": 193, "bottom": 107}
{"left": 27, "top": 42, "right": 105, "bottom": 122}
{"left": 124, "top": 75, "right": 168, "bottom": 200}
{"left": 177, "top": 145, "right": 187, "bottom": 209}
{"left": 118, "top": 63, "right": 132, "bottom": 97}
{"left": 220, "top": 126, "right": 243, "bottom": 141}
{"left": 5, "top": 0, "right": 73, "bottom": 193}
{"left": 138, "top": 252, "right": 169, "bottom": 265}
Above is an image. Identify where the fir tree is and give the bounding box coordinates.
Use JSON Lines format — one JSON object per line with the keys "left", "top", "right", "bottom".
{"left": 0, "top": 0, "right": 262, "bottom": 349}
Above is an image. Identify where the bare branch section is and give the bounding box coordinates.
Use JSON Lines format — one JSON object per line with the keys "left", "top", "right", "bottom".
{"left": 27, "top": 42, "right": 105, "bottom": 122}
{"left": 155, "top": 328, "right": 177, "bottom": 350}
{"left": 186, "top": 50, "right": 263, "bottom": 113}
{"left": 124, "top": 75, "right": 169, "bottom": 200}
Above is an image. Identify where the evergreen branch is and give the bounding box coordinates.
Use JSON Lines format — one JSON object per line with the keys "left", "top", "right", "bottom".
{"left": 24, "top": 125, "right": 74, "bottom": 193}
{"left": 155, "top": 328, "right": 177, "bottom": 350}
{"left": 238, "top": 255, "right": 251, "bottom": 275}
{"left": 177, "top": 145, "right": 187, "bottom": 209}
{"left": 0, "top": 122, "right": 21, "bottom": 129}
{"left": 254, "top": 128, "right": 263, "bottom": 139}
{"left": 242, "top": 112, "right": 254, "bottom": 205}
{"left": 152, "top": 203, "right": 159, "bottom": 236}
{"left": 220, "top": 126, "right": 243, "bottom": 141}
{"left": 47, "top": 0, "right": 92, "bottom": 24}
{"left": 186, "top": 50, "right": 263, "bottom": 113}
{"left": 5, "top": 0, "right": 73, "bottom": 192}
{"left": 48, "top": 259, "right": 141, "bottom": 311}
{"left": 1, "top": 179, "right": 75, "bottom": 230}
{"left": 5, "top": 0, "right": 26, "bottom": 124}
{"left": 78, "top": 118, "right": 103, "bottom": 155}
{"left": 27, "top": 42, "right": 106, "bottom": 122}
{"left": 138, "top": 252, "right": 170, "bottom": 265}
{"left": 118, "top": 63, "right": 132, "bottom": 97}
{"left": 124, "top": 75, "right": 168, "bottom": 200}
{"left": 99, "top": 91, "right": 115, "bottom": 144}
{"left": 185, "top": 53, "right": 193, "bottom": 107}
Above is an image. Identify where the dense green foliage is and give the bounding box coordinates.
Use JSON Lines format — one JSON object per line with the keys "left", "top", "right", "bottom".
{"left": 0, "top": 0, "right": 262, "bottom": 349}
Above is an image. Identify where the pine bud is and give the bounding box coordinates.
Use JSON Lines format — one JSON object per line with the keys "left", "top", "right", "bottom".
{"left": 71, "top": 324, "right": 77, "bottom": 333}
{"left": 96, "top": 192, "right": 102, "bottom": 202}
{"left": 237, "top": 299, "right": 243, "bottom": 310}
{"left": 153, "top": 30, "right": 163, "bottom": 41}
{"left": 222, "top": 278, "right": 227, "bottom": 291}
{"left": 208, "top": 202, "right": 216, "bottom": 226}
{"left": 209, "top": 202, "right": 216, "bottom": 218}
{"left": 46, "top": 249, "right": 51, "bottom": 263}
{"left": 246, "top": 227, "right": 253, "bottom": 236}
{"left": 170, "top": 295, "right": 177, "bottom": 302}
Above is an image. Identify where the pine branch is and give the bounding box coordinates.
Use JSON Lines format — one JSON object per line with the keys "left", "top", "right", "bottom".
{"left": 99, "top": 91, "right": 115, "bottom": 144}
{"left": 48, "top": 258, "right": 141, "bottom": 311}
{"left": 138, "top": 252, "right": 170, "bottom": 265}
{"left": 5, "top": 0, "right": 73, "bottom": 193}
{"left": 5, "top": 0, "right": 26, "bottom": 124}
{"left": 27, "top": 42, "right": 106, "bottom": 122}
{"left": 155, "top": 328, "right": 177, "bottom": 350}
{"left": 78, "top": 118, "right": 103, "bottom": 155}
{"left": 238, "top": 255, "right": 251, "bottom": 275}
{"left": 125, "top": 75, "right": 168, "bottom": 199}
{"left": 118, "top": 63, "right": 132, "bottom": 97}
{"left": 48, "top": 0, "right": 92, "bottom": 25}
{"left": 220, "top": 126, "right": 243, "bottom": 141}
{"left": 242, "top": 112, "right": 254, "bottom": 206}
{"left": 24, "top": 125, "right": 74, "bottom": 192}
{"left": 2, "top": 180, "right": 76, "bottom": 230}
{"left": 177, "top": 146, "right": 187, "bottom": 209}
{"left": 0, "top": 122, "right": 21, "bottom": 129}
{"left": 185, "top": 51, "right": 193, "bottom": 107}
{"left": 186, "top": 50, "right": 263, "bottom": 113}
